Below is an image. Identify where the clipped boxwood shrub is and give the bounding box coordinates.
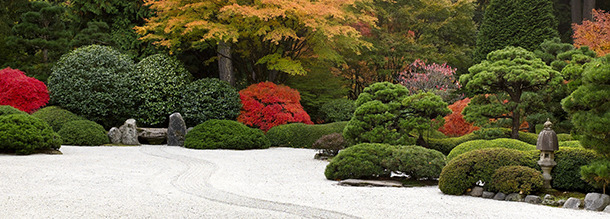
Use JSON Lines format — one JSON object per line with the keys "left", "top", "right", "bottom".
{"left": 559, "top": 141, "right": 581, "bottom": 148}
{"left": 48, "top": 45, "right": 137, "bottom": 128}
{"left": 31, "top": 106, "right": 83, "bottom": 131}
{"left": 438, "top": 148, "right": 534, "bottom": 195}
{"left": 427, "top": 132, "right": 480, "bottom": 155}
{"left": 320, "top": 98, "right": 356, "bottom": 122}
{"left": 180, "top": 78, "right": 241, "bottom": 127}
{"left": 325, "top": 143, "right": 395, "bottom": 180}
{"left": 427, "top": 127, "right": 537, "bottom": 155}
{"left": 184, "top": 119, "right": 269, "bottom": 150}
{"left": 267, "top": 121, "right": 347, "bottom": 148}
{"left": 0, "top": 105, "right": 27, "bottom": 116}
{"left": 552, "top": 147, "right": 602, "bottom": 192}
{"left": 312, "top": 133, "right": 346, "bottom": 157}
{"left": 384, "top": 145, "right": 447, "bottom": 179}
{"left": 557, "top": 133, "right": 573, "bottom": 141}
{"left": 447, "top": 138, "right": 536, "bottom": 161}
{"left": 135, "top": 54, "right": 193, "bottom": 127}
{"left": 58, "top": 120, "right": 109, "bottom": 146}
{"left": 0, "top": 114, "right": 61, "bottom": 154}
{"left": 491, "top": 165, "right": 543, "bottom": 195}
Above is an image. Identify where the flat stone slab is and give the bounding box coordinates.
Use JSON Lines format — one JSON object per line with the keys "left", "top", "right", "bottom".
{"left": 338, "top": 179, "right": 403, "bottom": 187}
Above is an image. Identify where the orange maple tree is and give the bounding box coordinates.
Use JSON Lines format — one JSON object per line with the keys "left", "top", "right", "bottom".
{"left": 438, "top": 98, "right": 479, "bottom": 137}
{"left": 573, "top": 9, "right": 610, "bottom": 56}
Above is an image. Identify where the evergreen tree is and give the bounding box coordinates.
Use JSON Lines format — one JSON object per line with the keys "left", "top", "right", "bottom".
{"left": 473, "top": 0, "right": 559, "bottom": 63}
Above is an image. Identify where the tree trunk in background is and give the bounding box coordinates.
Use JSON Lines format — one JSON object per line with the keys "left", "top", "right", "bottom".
{"left": 217, "top": 41, "right": 235, "bottom": 86}
{"left": 583, "top": 0, "right": 596, "bottom": 21}
{"left": 572, "top": 0, "right": 596, "bottom": 24}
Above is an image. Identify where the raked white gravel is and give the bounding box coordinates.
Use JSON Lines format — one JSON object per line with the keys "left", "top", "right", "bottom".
{"left": 0, "top": 145, "right": 607, "bottom": 219}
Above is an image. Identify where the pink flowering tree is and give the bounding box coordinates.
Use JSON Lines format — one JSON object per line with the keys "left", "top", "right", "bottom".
{"left": 397, "top": 59, "right": 461, "bottom": 102}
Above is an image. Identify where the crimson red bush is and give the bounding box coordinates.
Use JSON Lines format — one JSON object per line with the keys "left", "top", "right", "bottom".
{"left": 0, "top": 67, "right": 49, "bottom": 113}
{"left": 237, "top": 82, "right": 312, "bottom": 131}
{"left": 438, "top": 98, "right": 479, "bottom": 137}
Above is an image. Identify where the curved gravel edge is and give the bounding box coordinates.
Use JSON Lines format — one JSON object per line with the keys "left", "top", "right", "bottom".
{"left": 139, "top": 145, "right": 358, "bottom": 219}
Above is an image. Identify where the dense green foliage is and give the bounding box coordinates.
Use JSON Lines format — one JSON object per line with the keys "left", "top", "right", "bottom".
{"left": 0, "top": 105, "right": 27, "bottom": 116}
{"left": 312, "top": 133, "right": 347, "bottom": 157}
{"left": 474, "top": 0, "right": 558, "bottom": 62}
{"left": 0, "top": 114, "right": 61, "bottom": 155}
{"left": 58, "top": 120, "right": 109, "bottom": 146}
{"left": 426, "top": 128, "right": 537, "bottom": 155}
{"left": 580, "top": 159, "right": 610, "bottom": 194}
{"left": 552, "top": 147, "right": 602, "bottom": 192}
{"left": 48, "top": 45, "right": 137, "bottom": 128}
{"left": 320, "top": 99, "right": 356, "bottom": 123}
{"left": 31, "top": 106, "right": 83, "bottom": 132}
{"left": 343, "top": 82, "right": 450, "bottom": 146}
{"left": 491, "top": 165, "right": 543, "bottom": 195}
{"left": 180, "top": 78, "right": 242, "bottom": 127}
{"left": 438, "top": 148, "right": 535, "bottom": 195}
{"left": 267, "top": 122, "right": 347, "bottom": 148}
{"left": 324, "top": 143, "right": 446, "bottom": 180}
{"left": 447, "top": 138, "right": 535, "bottom": 161}
{"left": 184, "top": 120, "right": 270, "bottom": 150}
{"left": 562, "top": 54, "right": 610, "bottom": 156}
{"left": 135, "top": 54, "right": 193, "bottom": 127}
{"left": 461, "top": 47, "right": 562, "bottom": 139}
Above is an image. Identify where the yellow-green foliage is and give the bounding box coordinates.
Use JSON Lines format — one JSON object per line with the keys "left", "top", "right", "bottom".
{"left": 491, "top": 165, "right": 543, "bottom": 195}
{"left": 559, "top": 140, "right": 582, "bottom": 148}
{"left": 185, "top": 119, "right": 270, "bottom": 150}
{"left": 426, "top": 127, "right": 536, "bottom": 155}
{"left": 267, "top": 121, "right": 347, "bottom": 148}
{"left": 447, "top": 138, "right": 536, "bottom": 161}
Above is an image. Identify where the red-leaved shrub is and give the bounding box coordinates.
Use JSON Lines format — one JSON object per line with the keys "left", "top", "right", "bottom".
{"left": 438, "top": 98, "right": 479, "bottom": 137}
{"left": 0, "top": 67, "right": 49, "bottom": 113}
{"left": 237, "top": 82, "right": 312, "bottom": 131}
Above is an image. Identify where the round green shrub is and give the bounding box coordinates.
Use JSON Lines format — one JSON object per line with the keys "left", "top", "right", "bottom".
{"left": 426, "top": 127, "right": 536, "bottom": 155}
{"left": 491, "top": 165, "right": 543, "bottom": 195}
{"left": 48, "top": 45, "right": 137, "bottom": 128}
{"left": 180, "top": 78, "right": 241, "bottom": 127}
{"left": 384, "top": 145, "right": 446, "bottom": 179}
{"left": 324, "top": 143, "right": 395, "bottom": 180}
{"left": 31, "top": 106, "right": 83, "bottom": 132}
{"left": 0, "top": 105, "right": 27, "bottom": 116}
{"left": 267, "top": 121, "right": 347, "bottom": 148}
{"left": 447, "top": 138, "right": 536, "bottom": 161}
{"left": 320, "top": 98, "right": 356, "bottom": 122}
{"left": 552, "top": 147, "right": 602, "bottom": 192}
{"left": 58, "top": 120, "right": 109, "bottom": 146}
{"left": 135, "top": 54, "right": 193, "bottom": 127}
{"left": 438, "top": 148, "right": 534, "bottom": 195}
{"left": 312, "top": 133, "right": 346, "bottom": 157}
{"left": 0, "top": 114, "right": 61, "bottom": 155}
{"left": 559, "top": 140, "right": 582, "bottom": 148}
{"left": 184, "top": 119, "right": 269, "bottom": 150}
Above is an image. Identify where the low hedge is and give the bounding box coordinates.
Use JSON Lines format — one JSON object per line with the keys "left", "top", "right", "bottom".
{"left": 491, "top": 165, "right": 543, "bottom": 195}
{"left": 267, "top": 121, "right": 347, "bottom": 148}
{"left": 324, "top": 143, "right": 446, "bottom": 180}
{"left": 0, "top": 114, "right": 61, "bottom": 154}
{"left": 320, "top": 98, "right": 356, "bottom": 122}
{"left": 0, "top": 105, "right": 27, "bottom": 116}
{"left": 184, "top": 119, "right": 270, "bottom": 150}
{"left": 31, "top": 106, "right": 84, "bottom": 131}
{"left": 557, "top": 133, "right": 573, "bottom": 141}
{"left": 552, "top": 147, "right": 603, "bottom": 192}
{"left": 447, "top": 138, "right": 536, "bottom": 161}
{"left": 426, "top": 128, "right": 538, "bottom": 155}
{"left": 58, "top": 120, "right": 109, "bottom": 146}
{"left": 558, "top": 141, "right": 581, "bottom": 148}
{"left": 438, "top": 148, "right": 535, "bottom": 195}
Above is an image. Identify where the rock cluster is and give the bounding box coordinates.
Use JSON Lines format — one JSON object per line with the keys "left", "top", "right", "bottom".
{"left": 107, "top": 119, "right": 140, "bottom": 145}
{"left": 107, "top": 113, "right": 188, "bottom": 146}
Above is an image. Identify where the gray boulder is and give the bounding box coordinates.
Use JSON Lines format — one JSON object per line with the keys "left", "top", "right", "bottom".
{"left": 563, "top": 197, "right": 582, "bottom": 209}
{"left": 470, "top": 186, "right": 484, "bottom": 197}
{"left": 505, "top": 193, "right": 522, "bottom": 202}
{"left": 584, "top": 193, "right": 610, "bottom": 211}
{"left": 604, "top": 205, "right": 610, "bottom": 213}
{"left": 482, "top": 191, "right": 495, "bottom": 199}
{"left": 493, "top": 192, "right": 506, "bottom": 201}
{"left": 119, "top": 119, "right": 140, "bottom": 145}
{"left": 167, "top": 113, "right": 186, "bottom": 146}
{"left": 525, "top": 195, "right": 542, "bottom": 204}
{"left": 108, "top": 127, "right": 121, "bottom": 144}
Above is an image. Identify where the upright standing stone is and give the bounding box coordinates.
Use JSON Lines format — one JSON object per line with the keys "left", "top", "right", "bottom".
{"left": 119, "top": 119, "right": 140, "bottom": 145}
{"left": 107, "top": 127, "right": 122, "bottom": 144}
{"left": 167, "top": 113, "right": 186, "bottom": 146}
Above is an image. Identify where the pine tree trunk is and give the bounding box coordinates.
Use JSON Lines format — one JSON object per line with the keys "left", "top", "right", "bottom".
{"left": 217, "top": 41, "right": 235, "bottom": 86}
{"left": 572, "top": 0, "right": 583, "bottom": 24}
{"left": 512, "top": 109, "right": 520, "bottom": 139}
{"left": 583, "top": 0, "right": 596, "bottom": 21}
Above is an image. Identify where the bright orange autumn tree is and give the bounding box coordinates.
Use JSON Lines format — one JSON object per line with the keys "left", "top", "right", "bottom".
{"left": 573, "top": 9, "right": 610, "bottom": 56}
{"left": 438, "top": 98, "right": 479, "bottom": 137}
{"left": 135, "top": 0, "right": 375, "bottom": 84}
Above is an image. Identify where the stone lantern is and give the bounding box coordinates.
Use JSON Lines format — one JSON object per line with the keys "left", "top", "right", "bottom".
{"left": 536, "top": 119, "right": 559, "bottom": 189}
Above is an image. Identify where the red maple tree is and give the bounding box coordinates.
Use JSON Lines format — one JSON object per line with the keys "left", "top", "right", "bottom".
{"left": 237, "top": 82, "right": 312, "bottom": 131}
{"left": 438, "top": 98, "right": 479, "bottom": 137}
{"left": 0, "top": 67, "right": 49, "bottom": 113}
